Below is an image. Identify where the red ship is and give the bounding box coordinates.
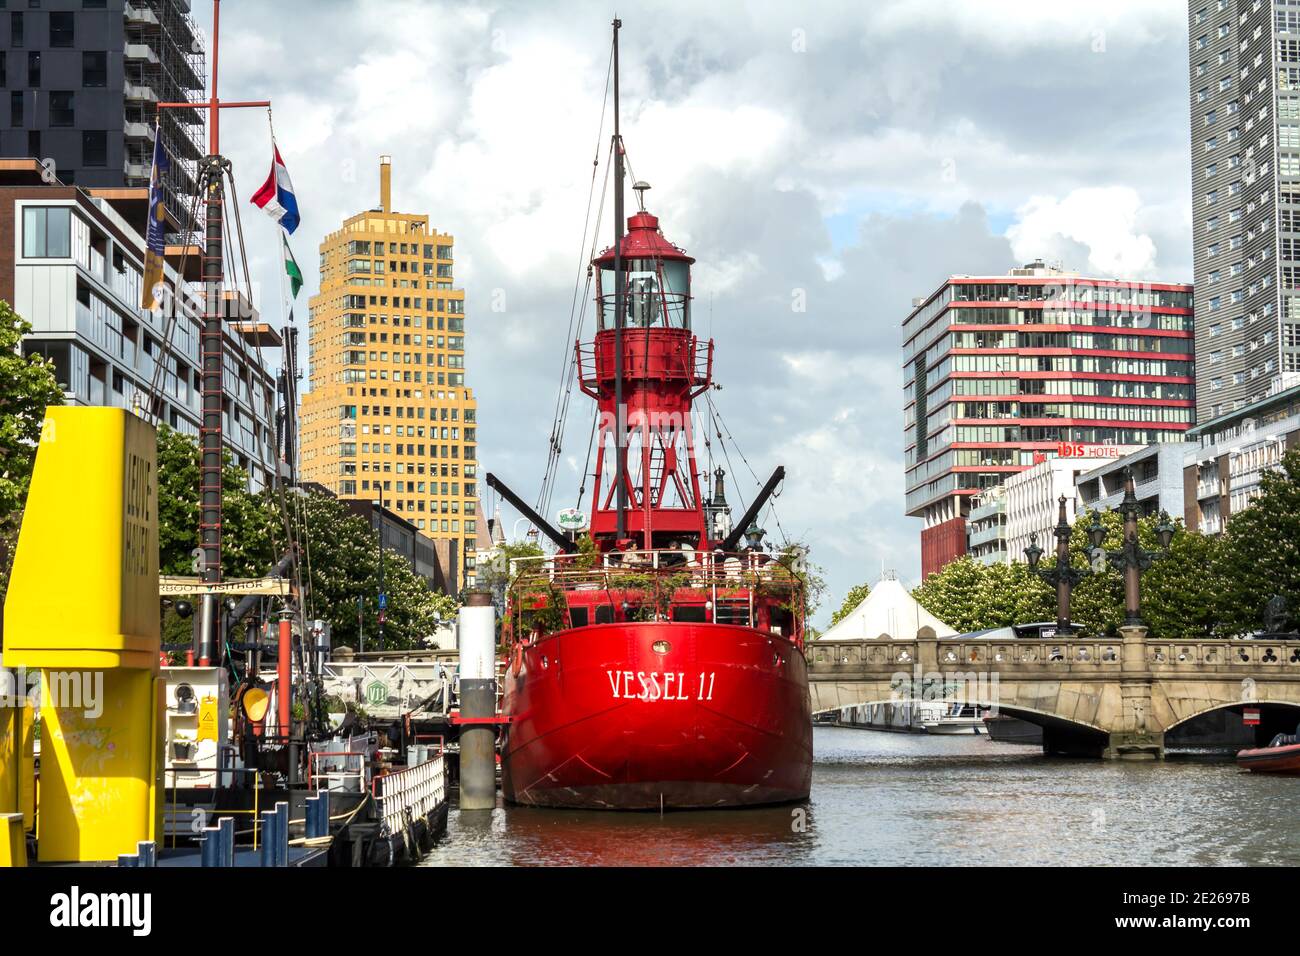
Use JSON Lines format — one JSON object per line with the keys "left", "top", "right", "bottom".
{"left": 485, "top": 19, "right": 812, "bottom": 810}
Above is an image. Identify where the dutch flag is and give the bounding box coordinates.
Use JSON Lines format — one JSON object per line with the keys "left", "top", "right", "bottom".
{"left": 250, "top": 145, "right": 300, "bottom": 234}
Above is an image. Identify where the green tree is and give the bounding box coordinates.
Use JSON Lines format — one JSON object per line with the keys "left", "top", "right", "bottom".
{"left": 908, "top": 514, "right": 1219, "bottom": 639}
{"left": 830, "top": 582, "right": 871, "bottom": 627}
{"left": 156, "top": 425, "right": 281, "bottom": 577}
{"left": 155, "top": 427, "right": 456, "bottom": 651}
{"left": 290, "top": 489, "right": 456, "bottom": 651}
{"left": 1213, "top": 450, "right": 1300, "bottom": 636}
{"left": 0, "top": 301, "right": 64, "bottom": 601}
{"left": 911, "top": 556, "right": 992, "bottom": 633}
{"left": 981, "top": 560, "right": 1054, "bottom": 627}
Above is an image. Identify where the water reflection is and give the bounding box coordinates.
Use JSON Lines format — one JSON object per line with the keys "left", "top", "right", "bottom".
{"left": 422, "top": 727, "right": 1300, "bottom": 867}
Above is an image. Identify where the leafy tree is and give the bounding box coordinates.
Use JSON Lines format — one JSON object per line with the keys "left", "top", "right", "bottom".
{"left": 0, "top": 302, "right": 64, "bottom": 602}
{"left": 909, "top": 513, "right": 1222, "bottom": 639}
{"left": 156, "top": 426, "right": 455, "bottom": 652}
{"left": 1140, "top": 519, "right": 1222, "bottom": 638}
{"left": 156, "top": 425, "right": 281, "bottom": 577}
{"left": 1213, "top": 450, "right": 1300, "bottom": 636}
{"left": 911, "top": 557, "right": 993, "bottom": 633}
{"left": 289, "top": 490, "right": 456, "bottom": 651}
{"left": 830, "top": 582, "right": 871, "bottom": 627}
{"left": 982, "top": 560, "right": 1054, "bottom": 627}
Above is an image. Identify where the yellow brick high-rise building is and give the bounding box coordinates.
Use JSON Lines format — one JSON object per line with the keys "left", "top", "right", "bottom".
{"left": 300, "top": 156, "right": 480, "bottom": 582}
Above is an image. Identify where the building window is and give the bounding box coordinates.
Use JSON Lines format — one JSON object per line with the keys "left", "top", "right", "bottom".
{"left": 10, "top": 90, "right": 22, "bottom": 127}
{"left": 48, "top": 90, "right": 72, "bottom": 126}
{"left": 22, "top": 206, "right": 71, "bottom": 258}
{"left": 26, "top": 50, "right": 37, "bottom": 86}
{"left": 81, "top": 51, "right": 106, "bottom": 87}
{"left": 10, "top": 13, "right": 22, "bottom": 48}
{"left": 26, "top": 128, "right": 37, "bottom": 158}
{"left": 82, "top": 129, "right": 106, "bottom": 166}
{"left": 48, "top": 12, "right": 73, "bottom": 48}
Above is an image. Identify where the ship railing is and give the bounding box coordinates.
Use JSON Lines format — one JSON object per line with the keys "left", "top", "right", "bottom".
{"left": 307, "top": 748, "right": 369, "bottom": 794}
{"left": 507, "top": 548, "right": 803, "bottom": 594}
{"left": 574, "top": 332, "right": 713, "bottom": 397}
{"left": 372, "top": 752, "right": 447, "bottom": 839}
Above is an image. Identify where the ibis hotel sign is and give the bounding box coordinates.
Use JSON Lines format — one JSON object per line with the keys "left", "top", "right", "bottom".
{"left": 1056, "top": 443, "right": 1143, "bottom": 460}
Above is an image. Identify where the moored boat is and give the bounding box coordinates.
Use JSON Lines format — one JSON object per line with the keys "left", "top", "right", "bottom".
{"left": 490, "top": 19, "right": 812, "bottom": 810}
{"left": 983, "top": 714, "right": 1044, "bottom": 745}
{"left": 1237, "top": 732, "right": 1300, "bottom": 774}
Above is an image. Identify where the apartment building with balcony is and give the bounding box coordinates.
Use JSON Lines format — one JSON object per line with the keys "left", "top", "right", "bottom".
{"left": 1183, "top": 378, "right": 1300, "bottom": 533}
{"left": 0, "top": 1, "right": 203, "bottom": 239}
{"left": 0, "top": 159, "right": 277, "bottom": 486}
{"left": 1074, "top": 443, "right": 1192, "bottom": 520}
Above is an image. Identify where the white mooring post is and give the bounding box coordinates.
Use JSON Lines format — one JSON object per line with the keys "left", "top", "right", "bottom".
{"left": 458, "top": 590, "right": 497, "bottom": 810}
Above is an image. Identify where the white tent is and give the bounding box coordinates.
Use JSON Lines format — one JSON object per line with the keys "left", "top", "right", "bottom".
{"left": 816, "top": 574, "right": 956, "bottom": 641}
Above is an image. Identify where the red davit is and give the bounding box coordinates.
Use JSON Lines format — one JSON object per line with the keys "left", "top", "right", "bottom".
{"left": 495, "top": 20, "right": 811, "bottom": 810}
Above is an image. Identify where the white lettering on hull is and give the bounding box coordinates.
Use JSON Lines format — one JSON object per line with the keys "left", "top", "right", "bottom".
{"left": 607, "top": 670, "right": 716, "bottom": 701}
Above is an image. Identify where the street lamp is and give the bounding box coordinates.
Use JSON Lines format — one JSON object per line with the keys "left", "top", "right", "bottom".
{"left": 743, "top": 522, "right": 766, "bottom": 551}
{"left": 1024, "top": 494, "right": 1084, "bottom": 634}
{"left": 1092, "top": 466, "right": 1174, "bottom": 627}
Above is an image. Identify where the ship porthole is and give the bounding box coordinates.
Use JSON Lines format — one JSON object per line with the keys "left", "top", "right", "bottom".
{"left": 652, "top": 640, "right": 671, "bottom": 654}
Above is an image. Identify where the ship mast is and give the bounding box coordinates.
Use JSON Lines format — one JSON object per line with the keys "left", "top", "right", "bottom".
{"left": 158, "top": 0, "right": 271, "bottom": 665}
{"left": 612, "top": 16, "right": 627, "bottom": 541}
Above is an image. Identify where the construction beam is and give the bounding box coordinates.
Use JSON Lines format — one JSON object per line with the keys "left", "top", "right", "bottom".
{"left": 485, "top": 473, "right": 576, "bottom": 553}
{"left": 720, "top": 466, "right": 785, "bottom": 553}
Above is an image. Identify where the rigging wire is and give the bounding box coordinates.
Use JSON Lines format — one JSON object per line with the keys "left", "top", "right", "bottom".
{"left": 544, "top": 144, "right": 613, "bottom": 520}
{"left": 704, "top": 388, "right": 789, "bottom": 544}
{"left": 537, "top": 135, "right": 614, "bottom": 521}
{"left": 534, "top": 39, "right": 616, "bottom": 523}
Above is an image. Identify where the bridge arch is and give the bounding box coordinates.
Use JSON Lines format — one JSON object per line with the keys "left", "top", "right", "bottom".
{"left": 815, "top": 691, "right": 1110, "bottom": 755}
{"left": 1163, "top": 699, "right": 1300, "bottom": 745}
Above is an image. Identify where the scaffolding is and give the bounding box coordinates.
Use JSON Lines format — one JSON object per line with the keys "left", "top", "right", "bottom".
{"left": 122, "top": 0, "right": 206, "bottom": 243}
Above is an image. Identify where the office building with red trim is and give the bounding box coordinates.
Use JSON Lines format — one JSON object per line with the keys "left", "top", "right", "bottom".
{"left": 903, "top": 261, "right": 1195, "bottom": 578}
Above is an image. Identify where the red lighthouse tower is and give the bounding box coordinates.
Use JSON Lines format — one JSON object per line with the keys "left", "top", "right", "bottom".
{"left": 579, "top": 183, "right": 714, "bottom": 552}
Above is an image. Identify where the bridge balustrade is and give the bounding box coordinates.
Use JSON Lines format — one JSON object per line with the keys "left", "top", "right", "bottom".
{"left": 807, "top": 637, "right": 1300, "bottom": 674}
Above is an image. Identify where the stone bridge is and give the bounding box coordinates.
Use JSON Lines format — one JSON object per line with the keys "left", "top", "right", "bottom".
{"left": 804, "top": 627, "right": 1300, "bottom": 758}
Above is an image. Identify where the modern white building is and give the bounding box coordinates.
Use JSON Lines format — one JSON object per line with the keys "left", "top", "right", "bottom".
{"left": 1004, "top": 447, "right": 1142, "bottom": 561}
{"left": 3, "top": 161, "right": 280, "bottom": 487}
{"left": 1075, "top": 443, "right": 1192, "bottom": 521}
{"left": 966, "top": 486, "right": 1007, "bottom": 565}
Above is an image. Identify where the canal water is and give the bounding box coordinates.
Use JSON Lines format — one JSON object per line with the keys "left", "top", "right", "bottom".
{"left": 420, "top": 727, "right": 1300, "bottom": 866}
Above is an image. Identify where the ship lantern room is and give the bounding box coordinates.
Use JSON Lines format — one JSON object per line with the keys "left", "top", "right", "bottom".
{"left": 593, "top": 183, "right": 695, "bottom": 331}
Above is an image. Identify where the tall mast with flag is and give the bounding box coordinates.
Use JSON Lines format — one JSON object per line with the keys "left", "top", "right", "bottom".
{"left": 156, "top": 0, "right": 271, "bottom": 667}
{"left": 251, "top": 135, "right": 304, "bottom": 485}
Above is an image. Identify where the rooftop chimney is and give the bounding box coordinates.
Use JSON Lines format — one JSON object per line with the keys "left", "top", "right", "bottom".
{"left": 379, "top": 155, "right": 392, "bottom": 213}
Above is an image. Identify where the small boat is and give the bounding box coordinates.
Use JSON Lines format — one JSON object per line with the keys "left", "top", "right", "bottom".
{"left": 921, "top": 703, "right": 986, "bottom": 735}
{"left": 1236, "top": 733, "right": 1300, "bottom": 774}
{"left": 983, "top": 714, "right": 1043, "bottom": 745}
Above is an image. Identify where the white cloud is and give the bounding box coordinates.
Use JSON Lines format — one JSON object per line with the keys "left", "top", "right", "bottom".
{"left": 1004, "top": 186, "right": 1159, "bottom": 277}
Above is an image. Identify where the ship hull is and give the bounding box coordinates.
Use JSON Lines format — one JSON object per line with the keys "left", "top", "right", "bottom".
{"left": 500, "top": 621, "right": 812, "bottom": 810}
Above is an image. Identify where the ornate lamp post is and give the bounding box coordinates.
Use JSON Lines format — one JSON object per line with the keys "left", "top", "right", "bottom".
{"left": 1086, "top": 467, "right": 1175, "bottom": 627}
{"left": 1024, "top": 494, "right": 1084, "bottom": 635}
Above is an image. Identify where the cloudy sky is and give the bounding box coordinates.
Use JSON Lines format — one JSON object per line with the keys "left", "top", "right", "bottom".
{"left": 202, "top": 0, "right": 1193, "bottom": 624}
